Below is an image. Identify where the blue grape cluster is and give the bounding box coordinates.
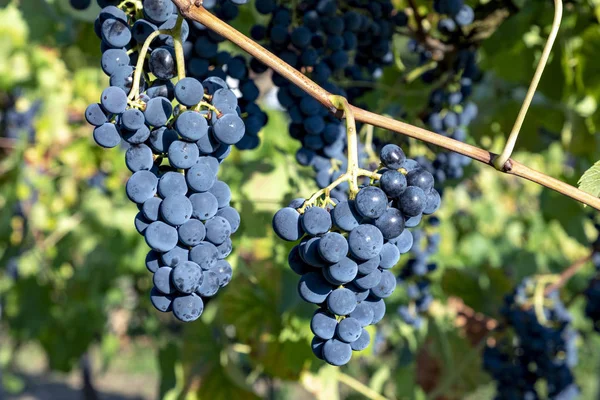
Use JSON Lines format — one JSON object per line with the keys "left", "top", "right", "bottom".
{"left": 434, "top": 0, "right": 474, "bottom": 28}
{"left": 583, "top": 246, "right": 600, "bottom": 332}
{"left": 250, "top": 0, "right": 405, "bottom": 199}
{"left": 91, "top": 0, "right": 265, "bottom": 150}
{"left": 86, "top": 1, "right": 248, "bottom": 321}
{"left": 483, "top": 279, "right": 579, "bottom": 400}
{"left": 0, "top": 91, "right": 41, "bottom": 143}
{"left": 272, "top": 144, "right": 440, "bottom": 365}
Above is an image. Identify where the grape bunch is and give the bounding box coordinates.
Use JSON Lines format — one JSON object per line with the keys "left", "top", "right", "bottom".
{"left": 250, "top": 0, "right": 405, "bottom": 199}
{"left": 86, "top": 0, "right": 248, "bottom": 321}
{"left": 272, "top": 144, "right": 440, "bottom": 365}
{"left": 483, "top": 279, "right": 579, "bottom": 400}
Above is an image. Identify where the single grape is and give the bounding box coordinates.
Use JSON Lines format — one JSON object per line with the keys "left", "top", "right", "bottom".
{"left": 189, "top": 192, "right": 219, "bottom": 220}
{"left": 311, "top": 309, "right": 338, "bottom": 340}
{"left": 302, "top": 207, "right": 332, "bottom": 236}
{"left": 145, "top": 221, "right": 178, "bottom": 252}
{"left": 172, "top": 261, "right": 203, "bottom": 294}
{"left": 153, "top": 266, "right": 175, "bottom": 294}
{"left": 336, "top": 317, "right": 362, "bottom": 343}
{"left": 355, "top": 186, "right": 388, "bottom": 219}
{"left": 172, "top": 293, "right": 204, "bottom": 322}
{"left": 327, "top": 288, "right": 357, "bottom": 315}
{"left": 273, "top": 207, "right": 304, "bottom": 241}
{"left": 178, "top": 219, "right": 206, "bottom": 246}
{"left": 189, "top": 241, "right": 219, "bottom": 270}
{"left": 161, "top": 194, "right": 193, "bottom": 226}
{"left": 322, "top": 339, "right": 352, "bottom": 366}
{"left": 348, "top": 224, "right": 384, "bottom": 260}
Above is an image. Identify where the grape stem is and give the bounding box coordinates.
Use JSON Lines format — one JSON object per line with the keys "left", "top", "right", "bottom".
{"left": 329, "top": 95, "right": 360, "bottom": 198}
{"left": 128, "top": 15, "right": 187, "bottom": 100}
{"left": 337, "top": 372, "right": 389, "bottom": 400}
{"left": 172, "top": 15, "right": 187, "bottom": 81}
{"left": 172, "top": 1, "right": 600, "bottom": 212}
{"left": 493, "top": 0, "right": 563, "bottom": 170}
{"left": 544, "top": 252, "right": 594, "bottom": 296}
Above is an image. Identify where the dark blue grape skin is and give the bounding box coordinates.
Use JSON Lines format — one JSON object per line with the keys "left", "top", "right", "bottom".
{"left": 186, "top": 162, "right": 216, "bottom": 193}
{"left": 172, "top": 293, "right": 204, "bottom": 322}
{"left": 135, "top": 212, "right": 151, "bottom": 235}
{"left": 101, "top": 18, "right": 131, "bottom": 48}
{"left": 101, "top": 48, "right": 130, "bottom": 76}
{"left": 350, "top": 302, "right": 374, "bottom": 327}
{"left": 323, "top": 339, "right": 352, "bottom": 366}
{"left": 216, "top": 206, "right": 240, "bottom": 233}
{"left": 336, "top": 317, "right": 362, "bottom": 343}
{"left": 394, "top": 229, "right": 414, "bottom": 254}
{"left": 327, "top": 288, "right": 357, "bottom": 316}
{"left": 379, "top": 243, "right": 400, "bottom": 269}
{"left": 354, "top": 268, "right": 382, "bottom": 290}
{"left": 168, "top": 140, "right": 199, "bottom": 169}
{"left": 406, "top": 168, "right": 434, "bottom": 192}
{"left": 301, "top": 206, "right": 332, "bottom": 236}
{"left": 350, "top": 329, "right": 370, "bottom": 351}
{"left": 125, "top": 144, "right": 154, "bottom": 172}
{"left": 318, "top": 232, "right": 348, "bottom": 263}
{"left": 121, "top": 108, "right": 145, "bottom": 131}
{"left": 143, "top": 0, "right": 172, "bottom": 24}
{"left": 380, "top": 170, "right": 407, "bottom": 198}
{"left": 288, "top": 245, "right": 315, "bottom": 275}
{"left": 311, "top": 309, "right": 338, "bottom": 340}
{"left": 160, "top": 194, "right": 193, "bottom": 226}
{"left": 172, "top": 261, "right": 203, "bottom": 294}
{"left": 364, "top": 296, "right": 386, "bottom": 324}
{"left": 424, "top": 189, "right": 441, "bottom": 214}
{"left": 216, "top": 238, "right": 232, "bottom": 259}
{"left": 189, "top": 241, "right": 219, "bottom": 270}
{"left": 196, "top": 270, "right": 220, "bottom": 297}
{"left": 405, "top": 214, "right": 422, "bottom": 228}
{"left": 145, "top": 221, "right": 178, "bottom": 252}
{"left": 175, "top": 111, "right": 209, "bottom": 142}
{"left": 397, "top": 186, "right": 427, "bottom": 217}
{"left": 144, "top": 97, "right": 172, "bottom": 127}
{"left": 93, "top": 123, "right": 121, "bottom": 148}
{"left": 100, "top": 86, "right": 128, "bottom": 114}
{"left": 174, "top": 77, "right": 204, "bottom": 107}
{"left": 311, "top": 336, "right": 326, "bottom": 360}
{"left": 208, "top": 181, "right": 231, "bottom": 208}
{"left": 150, "top": 287, "right": 173, "bottom": 312}
{"left": 123, "top": 125, "right": 151, "bottom": 144}
{"left": 153, "top": 266, "right": 176, "bottom": 294}
{"left": 158, "top": 171, "right": 187, "bottom": 197}
{"left": 85, "top": 104, "right": 108, "bottom": 126}
{"left": 325, "top": 257, "right": 358, "bottom": 285}
{"left": 213, "top": 113, "right": 245, "bottom": 145}
{"left": 161, "top": 245, "right": 189, "bottom": 267}
{"left": 380, "top": 144, "right": 406, "bottom": 169}
{"left": 370, "top": 270, "right": 397, "bottom": 298}
{"left": 355, "top": 186, "right": 388, "bottom": 219}
{"left": 148, "top": 127, "right": 178, "bottom": 153}
{"left": 205, "top": 216, "right": 231, "bottom": 245}
{"left": 356, "top": 257, "right": 379, "bottom": 275}
{"left": 189, "top": 192, "right": 219, "bottom": 220}
{"left": 142, "top": 197, "right": 162, "bottom": 221}
{"left": 298, "top": 272, "right": 333, "bottom": 304}
{"left": 273, "top": 207, "right": 304, "bottom": 242}
{"left": 332, "top": 200, "right": 361, "bottom": 231}
{"left": 196, "top": 156, "right": 220, "bottom": 175}
{"left": 211, "top": 259, "right": 232, "bottom": 287}
{"left": 178, "top": 219, "right": 206, "bottom": 246}
{"left": 348, "top": 224, "right": 384, "bottom": 261}
{"left": 146, "top": 250, "right": 162, "bottom": 273}
{"left": 126, "top": 170, "right": 158, "bottom": 204}
{"left": 375, "top": 208, "right": 405, "bottom": 240}
{"left": 302, "top": 237, "right": 328, "bottom": 268}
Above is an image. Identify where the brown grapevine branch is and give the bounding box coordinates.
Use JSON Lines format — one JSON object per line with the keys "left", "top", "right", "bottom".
{"left": 544, "top": 253, "right": 594, "bottom": 296}
{"left": 172, "top": 2, "right": 600, "bottom": 212}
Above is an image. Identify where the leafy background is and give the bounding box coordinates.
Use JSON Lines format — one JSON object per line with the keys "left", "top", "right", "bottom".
{"left": 1, "top": 0, "right": 600, "bottom": 399}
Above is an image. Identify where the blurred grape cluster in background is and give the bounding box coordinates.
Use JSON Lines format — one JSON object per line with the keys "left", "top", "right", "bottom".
{"left": 2, "top": 0, "right": 600, "bottom": 399}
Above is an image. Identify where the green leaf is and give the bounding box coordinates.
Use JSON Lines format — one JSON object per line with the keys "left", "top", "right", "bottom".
{"left": 578, "top": 160, "right": 600, "bottom": 198}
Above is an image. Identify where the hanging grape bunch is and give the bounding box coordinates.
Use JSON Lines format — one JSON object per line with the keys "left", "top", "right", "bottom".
{"left": 273, "top": 140, "right": 441, "bottom": 366}
{"left": 85, "top": 0, "right": 249, "bottom": 322}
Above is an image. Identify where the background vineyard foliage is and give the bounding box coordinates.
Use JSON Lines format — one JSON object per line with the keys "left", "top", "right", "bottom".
{"left": 1, "top": 0, "right": 600, "bottom": 398}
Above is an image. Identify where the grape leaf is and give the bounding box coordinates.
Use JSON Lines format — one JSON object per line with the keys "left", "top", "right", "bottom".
{"left": 578, "top": 160, "right": 600, "bottom": 198}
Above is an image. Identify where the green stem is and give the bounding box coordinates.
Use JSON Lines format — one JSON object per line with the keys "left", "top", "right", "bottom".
{"left": 337, "top": 372, "right": 389, "bottom": 400}
{"left": 173, "top": 15, "right": 187, "bottom": 81}
{"left": 330, "top": 95, "right": 360, "bottom": 198}
{"left": 128, "top": 29, "right": 168, "bottom": 100}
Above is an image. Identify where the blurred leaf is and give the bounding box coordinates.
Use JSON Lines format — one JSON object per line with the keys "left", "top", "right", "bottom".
{"left": 578, "top": 160, "right": 600, "bottom": 197}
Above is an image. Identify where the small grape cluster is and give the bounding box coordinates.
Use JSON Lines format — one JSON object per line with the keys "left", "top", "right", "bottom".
{"left": 86, "top": 0, "right": 246, "bottom": 321}
{"left": 273, "top": 144, "right": 440, "bottom": 366}
{"left": 483, "top": 279, "right": 579, "bottom": 400}
{"left": 0, "top": 90, "right": 41, "bottom": 143}
{"left": 250, "top": 0, "right": 405, "bottom": 200}
{"left": 583, "top": 246, "right": 600, "bottom": 331}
